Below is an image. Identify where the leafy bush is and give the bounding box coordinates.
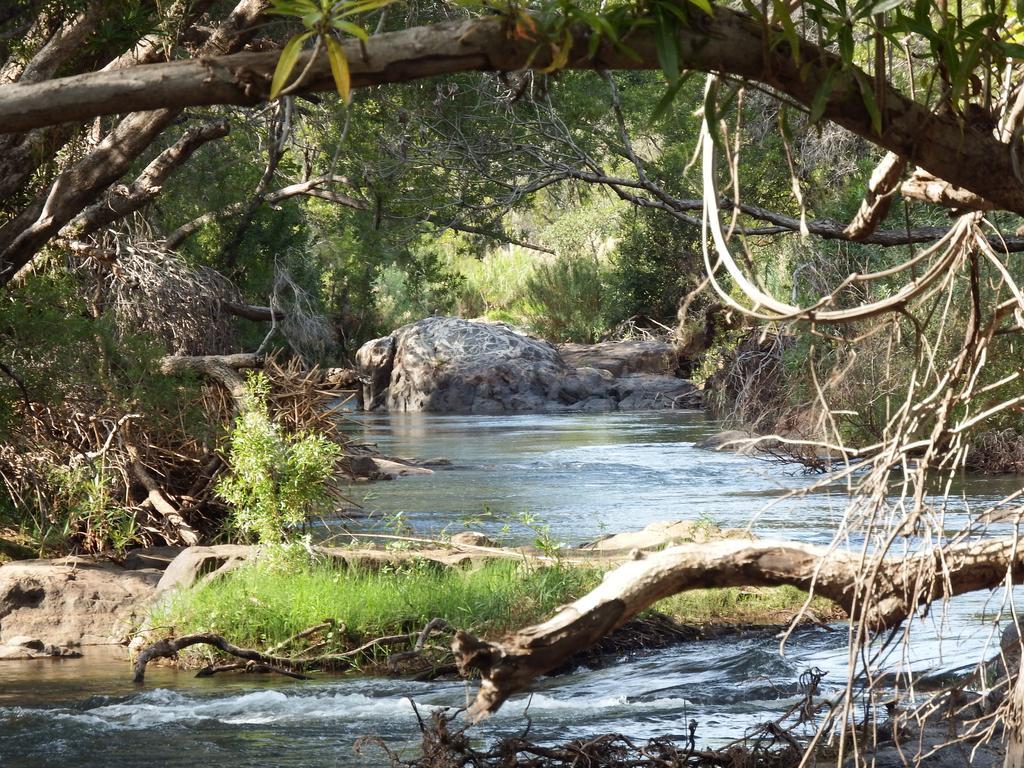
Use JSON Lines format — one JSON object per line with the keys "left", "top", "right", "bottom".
{"left": 215, "top": 374, "right": 341, "bottom": 544}
{"left": 523, "top": 254, "right": 611, "bottom": 342}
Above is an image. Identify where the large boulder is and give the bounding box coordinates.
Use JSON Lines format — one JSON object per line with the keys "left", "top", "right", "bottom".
{"left": 155, "top": 544, "right": 254, "bottom": 594}
{"left": 0, "top": 557, "right": 160, "bottom": 647}
{"left": 558, "top": 340, "right": 675, "bottom": 376}
{"left": 357, "top": 316, "right": 569, "bottom": 413}
{"left": 356, "top": 317, "right": 701, "bottom": 413}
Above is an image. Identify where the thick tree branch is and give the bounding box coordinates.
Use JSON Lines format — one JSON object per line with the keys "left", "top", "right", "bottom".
{"left": 454, "top": 536, "right": 1024, "bottom": 719}
{"left": 2, "top": 9, "right": 1023, "bottom": 215}
{"left": 220, "top": 301, "right": 284, "bottom": 322}
{"left": 158, "top": 351, "right": 263, "bottom": 406}
{"left": 842, "top": 152, "right": 908, "bottom": 240}
{"left": 64, "top": 119, "right": 230, "bottom": 239}
{"left": 0, "top": 0, "right": 267, "bottom": 288}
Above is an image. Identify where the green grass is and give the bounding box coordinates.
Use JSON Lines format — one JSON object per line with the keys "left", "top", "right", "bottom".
{"left": 152, "top": 557, "right": 604, "bottom": 651}
{"left": 150, "top": 558, "right": 844, "bottom": 669}
{"left": 653, "top": 585, "right": 845, "bottom": 625}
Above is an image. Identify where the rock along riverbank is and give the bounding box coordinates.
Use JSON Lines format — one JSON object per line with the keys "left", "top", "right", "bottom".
{"left": 355, "top": 317, "right": 701, "bottom": 413}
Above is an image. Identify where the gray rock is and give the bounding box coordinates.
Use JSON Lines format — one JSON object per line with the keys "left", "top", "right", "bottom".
{"left": 558, "top": 340, "right": 674, "bottom": 376}
{"left": 576, "top": 396, "right": 616, "bottom": 412}
{"left": 450, "top": 531, "right": 499, "bottom": 548}
{"left": 613, "top": 374, "right": 701, "bottom": 410}
{"left": 155, "top": 544, "right": 255, "bottom": 595}
{"left": 356, "top": 317, "right": 701, "bottom": 414}
{"left": 123, "top": 546, "right": 184, "bottom": 571}
{"left": 6, "top": 635, "right": 44, "bottom": 650}
{"left": 0, "top": 557, "right": 159, "bottom": 648}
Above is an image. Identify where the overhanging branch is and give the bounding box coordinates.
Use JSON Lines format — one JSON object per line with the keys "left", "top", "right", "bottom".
{"left": 2, "top": 9, "right": 1023, "bottom": 214}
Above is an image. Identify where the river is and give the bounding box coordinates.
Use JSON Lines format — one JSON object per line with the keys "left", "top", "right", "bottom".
{"left": 1, "top": 411, "right": 1020, "bottom": 767}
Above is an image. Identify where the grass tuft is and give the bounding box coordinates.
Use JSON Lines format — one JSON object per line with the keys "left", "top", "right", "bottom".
{"left": 152, "top": 558, "right": 602, "bottom": 652}
{"left": 149, "top": 558, "right": 845, "bottom": 669}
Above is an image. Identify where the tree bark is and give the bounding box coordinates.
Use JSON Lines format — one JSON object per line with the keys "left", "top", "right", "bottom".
{"left": 2, "top": 9, "right": 1023, "bottom": 215}
{"left": 843, "top": 152, "right": 908, "bottom": 240}
{"left": 220, "top": 301, "right": 284, "bottom": 322}
{"left": 63, "top": 119, "right": 230, "bottom": 239}
{"left": 453, "top": 536, "right": 1024, "bottom": 719}
{"left": 158, "top": 352, "right": 263, "bottom": 407}
{"left": 0, "top": 0, "right": 267, "bottom": 288}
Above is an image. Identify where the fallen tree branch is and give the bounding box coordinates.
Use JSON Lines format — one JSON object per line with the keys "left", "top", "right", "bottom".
{"left": 195, "top": 661, "right": 310, "bottom": 680}
{"left": 158, "top": 351, "right": 263, "bottom": 407}
{"left": 127, "top": 446, "right": 201, "bottom": 547}
{"left": 220, "top": 300, "right": 285, "bottom": 322}
{"left": 453, "top": 536, "right": 1024, "bottom": 719}
{"left": 387, "top": 618, "right": 453, "bottom": 672}
{"left": 133, "top": 632, "right": 310, "bottom": 683}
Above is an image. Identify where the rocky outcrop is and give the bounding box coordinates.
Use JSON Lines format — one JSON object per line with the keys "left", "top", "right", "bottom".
{"left": 557, "top": 340, "right": 675, "bottom": 376}
{"left": 0, "top": 557, "right": 160, "bottom": 648}
{"left": 155, "top": 544, "right": 253, "bottom": 594}
{"left": 356, "top": 317, "right": 701, "bottom": 413}
{"left": 0, "top": 635, "right": 81, "bottom": 659}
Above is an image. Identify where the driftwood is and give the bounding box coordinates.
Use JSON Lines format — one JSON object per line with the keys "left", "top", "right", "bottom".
{"left": 132, "top": 632, "right": 311, "bottom": 683}
{"left": 158, "top": 352, "right": 263, "bottom": 407}
{"left": 453, "top": 537, "right": 1024, "bottom": 719}
{"left": 133, "top": 619, "right": 455, "bottom": 683}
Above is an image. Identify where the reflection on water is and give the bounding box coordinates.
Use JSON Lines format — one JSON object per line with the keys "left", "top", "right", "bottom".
{"left": 1, "top": 411, "right": 1019, "bottom": 767}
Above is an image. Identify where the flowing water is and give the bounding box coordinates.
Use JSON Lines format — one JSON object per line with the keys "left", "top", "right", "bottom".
{"left": 1, "top": 411, "right": 1020, "bottom": 767}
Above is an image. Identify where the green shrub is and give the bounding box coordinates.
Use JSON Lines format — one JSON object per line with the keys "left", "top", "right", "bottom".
{"left": 215, "top": 374, "right": 341, "bottom": 544}
{"left": 523, "top": 254, "right": 611, "bottom": 342}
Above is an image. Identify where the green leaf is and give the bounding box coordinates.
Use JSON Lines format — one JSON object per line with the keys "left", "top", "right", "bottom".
{"left": 809, "top": 65, "right": 837, "bottom": 124}
{"left": 326, "top": 36, "right": 352, "bottom": 103}
{"left": 686, "top": 0, "right": 714, "bottom": 15}
{"left": 337, "top": 0, "right": 394, "bottom": 18}
{"left": 838, "top": 23, "right": 854, "bottom": 63}
{"left": 772, "top": 0, "right": 800, "bottom": 64}
{"left": 868, "top": 0, "right": 904, "bottom": 13}
{"left": 654, "top": 15, "right": 680, "bottom": 82}
{"left": 650, "top": 73, "right": 691, "bottom": 122}
{"left": 853, "top": 69, "right": 882, "bottom": 135}
{"left": 999, "top": 40, "right": 1024, "bottom": 59}
{"left": 267, "top": 0, "right": 319, "bottom": 17}
{"left": 332, "top": 19, "right": 369, "bottom": 41}
{"left": 270, "top": 31, "right": 312, "bottom": 99}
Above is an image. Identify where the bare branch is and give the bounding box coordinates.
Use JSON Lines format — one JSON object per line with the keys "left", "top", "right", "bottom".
{"left": 64, "top": 119, "right": 230, "bottom": 239}
{"left": 454, "top": 535, "right": 1024, "bottom": 719}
